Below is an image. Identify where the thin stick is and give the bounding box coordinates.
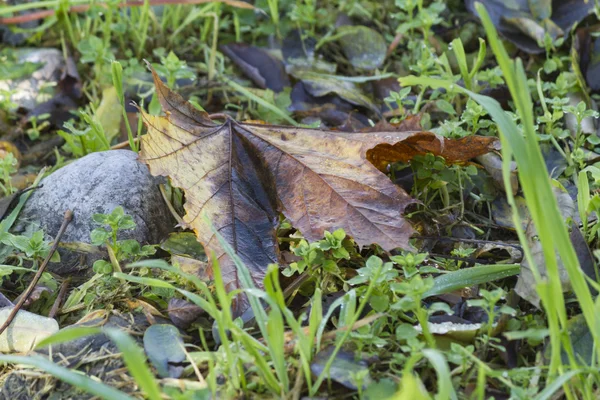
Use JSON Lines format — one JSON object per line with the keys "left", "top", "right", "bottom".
{"left": 110, "top": 137, "right": 140, "bottom": 150}
{"left": 48, "top": 277, "right": 71, "bottom": 319}
{"left": 0, "top": 210, "right": 73, "bottom": 336}
{"left": 414, "top": 235, "right": 523, "bottom": 251}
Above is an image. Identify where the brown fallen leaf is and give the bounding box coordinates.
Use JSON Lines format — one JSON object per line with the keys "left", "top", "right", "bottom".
{"left": 139, "top": 67, "right": 498, "bottom": 310}
{"left": 168, "top": 298, "right": 205, "bottom": 329}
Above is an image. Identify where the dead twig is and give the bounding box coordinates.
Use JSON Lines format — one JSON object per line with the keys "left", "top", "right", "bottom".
{"left": 414, "top": 235, "right": 523, "bottom": 252}
{"left": 109, "top": 137, "right": 139, "bottom": 150}
{"left": 48, "top": 277, "right": 71, "bottom": 319}
{"left": 0, "top": 210, "right": 73, "bottom": 336}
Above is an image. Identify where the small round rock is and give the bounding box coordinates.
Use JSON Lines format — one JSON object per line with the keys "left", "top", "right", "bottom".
{"left": 16, "top": 150, "right": 175, "bottom": 275}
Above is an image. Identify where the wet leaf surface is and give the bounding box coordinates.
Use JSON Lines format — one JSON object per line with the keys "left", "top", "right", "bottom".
{"left": 291, "top": 70, "right": 381, "bottom": 115}
{"left": 143, "top": 324, "right": 186, "bottom": 378}
{"left": 491, "top": 195, "right": 529, "bottom": 230}
{"left": 160, "top": 232, "right": 206, "bottom": 259}
{"left": 310, "top": 346, "right": 373, "bottom": 390}
{"left": 289, "top": 81, "right": 357, "bottom": 119}
{"left": 561, "top": 313, "right": 594, "bottom": 365}
{"left": 337, "top": 25, "right": 387, "bottom": 70}
{"left": 466, "top": 0, "right": 594, "bottom": 53}
{"left": 221, "top": 44, "right": 290, "bottom": 92}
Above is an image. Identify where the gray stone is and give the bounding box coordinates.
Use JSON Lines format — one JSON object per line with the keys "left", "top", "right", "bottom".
{"left": 16, "top": 150, "right": 175, "bottom": 274}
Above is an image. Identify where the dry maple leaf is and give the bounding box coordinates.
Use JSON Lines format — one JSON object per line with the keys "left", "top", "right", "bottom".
{"left": 139, "top": 68, "right": 498, "bottom": 309}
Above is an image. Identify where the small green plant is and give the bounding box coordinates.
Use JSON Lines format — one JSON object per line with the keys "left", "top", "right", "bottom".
{"left": 0, "top": 227, "right": 59, "bottom": 290}
{"left": 0, "top": 152, "right": 18, "bottom": 196}
{"left": 384, "top": 86, "right": 415, "bottom": 119}
{"left": 390, "top": 251, "right": 429, "bottom": 278}
{"left": 563, "top": 100, "right": 599, "bottom": 172}
{"left": 91, "top": 207, "right": 155, "bottom": 275}
{"left": 58, "top": 108, "right": 111, "bottom": 157}
{"left": 153, "top": 50, "right": 196, "bottom": 89}
{"left": 288, "top": 0, "right": 326, "bottom": 36}
{"left": 283, "top": 228, "right": 353, "bottom": 291}
{"left": 26, "top": 113, "right": 51, "bottom": 141}
{"left": 391, "top": 273, "right": 437, "bottom": 348}
{"left": 347, "top": 255, "right": 399, "bottom": 312}
{"left": 77, "top": 34, "right": 115, "bottom": 82}
{"left": 410, "top": 153, "right": 479, "bottom": 216}
{"left": 541, "top": 33, "right": 566, "bottom": 74}
{"left": 393, "top": 0, "right": 445, "bottom": 42}
{"left": 3, "top": 230, "right": 58, "bottom": 262}
{"left": 467, "top": 288, "right": 516, "bottom": 356}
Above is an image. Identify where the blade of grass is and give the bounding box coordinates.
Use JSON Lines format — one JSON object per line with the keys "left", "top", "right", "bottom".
{"left": 104, "top": 328, "right": 162, "bottom": 400}
{"left": 221, "top": 76, "right": 298, "bottom": 126}
{"left": 0, "top": 168, "right": 45, "bottom": 234}
{"left": 533, "top": 370, "right": 582, "bottom": 400}
{"left": 207, "top": 217, "right": 289, "bottom": 393}
{"left": 422, "top": 349, "right": 458, "bottom": 400}
{"left": 36, "top": 326, "right": 102, "bottom": 349}
{"left": 423, "top": 264, "right": 520, "bottom": 299}
{"left": 401, "top": 1, "right": 600, "bottom": 380}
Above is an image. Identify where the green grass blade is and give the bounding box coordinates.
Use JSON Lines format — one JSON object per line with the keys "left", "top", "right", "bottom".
{"left": 423, "top": 264, "right": 520, "bottom": 299}
{"left": 0, "top": 168, "right": 45, "bottom": 233}
{"left": 533, "top": 370, "right": 582, "bottom": 400}
{"left": 221, "top": 76, "right": 298, "bottom": 126}
{"left": 474, "top": 1, "right": 598, "bottom": 369}
{"left": 422, "top": 349, "right": 458, "bottom": 400}
{"left": 36, "top": 327, "right": 102, "bottom": 349}
{"left": 113, "top": 272, "right": 176, "bottom": 289}
{"left": 104, "top": 328, "right": 162, "bottom": 400}
{"left": 37, "top": 325, "right": 165, "bottom": 399}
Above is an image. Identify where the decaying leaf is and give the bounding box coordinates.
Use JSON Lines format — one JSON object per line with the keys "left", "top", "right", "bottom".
{"left": 367, "top": 134, "right": 500, "bottom": 172}
{"left": 168, "top": 298, "right": 204, "bottom": 329}
{"left": 515, "top": 186, "right": 597, "bottom": 307}
{"left": 221, "top": 44, "right": 290, "bottom": 93}
{"left": 310, "top": 346, "right": 373, "bottom": 390}
{"left": 466, "top": 0, "right": 594, "bottom": 54}
{"left": 160, "top": 232, "right": 206, "bottom": 259}
{"left": 337, "top": 25, "right": 387, "bottom": 70}
{"left": 139, "top": 67, "right": 498, "bottom": 308}
{"left": 476, "top": 152, "right": 518, "bottom": 195}
{"left": 290, "top": 70, "right": 381, "bottom": 116}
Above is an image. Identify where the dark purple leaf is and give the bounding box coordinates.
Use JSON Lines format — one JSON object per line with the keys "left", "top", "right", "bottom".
{"left": 168, "top": 298, "right": 204, "bottom": 329}
{"left": 221, "top": 43, "right": 290, "bottom": 92}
